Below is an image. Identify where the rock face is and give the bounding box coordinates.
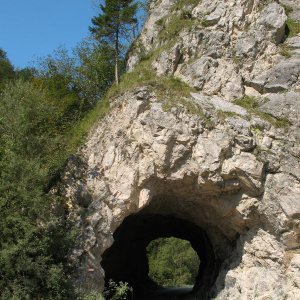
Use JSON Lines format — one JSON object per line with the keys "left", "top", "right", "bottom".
{"left": 55, "top": 0, "right": 300, "bottom": 299}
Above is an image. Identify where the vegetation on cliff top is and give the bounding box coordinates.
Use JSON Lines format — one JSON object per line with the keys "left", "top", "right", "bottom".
{"left": 234, "top": 96, "right": 291, "bottom": 128}
{"left": 90, "top": 0, "right": 138, "bottom": 84}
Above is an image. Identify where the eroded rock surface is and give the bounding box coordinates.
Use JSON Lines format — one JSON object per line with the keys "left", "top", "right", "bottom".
{"left": 55, "top": 0, "right": 300, "bottom": 299}
{"left": 55, "top": 89, "right": 300, "bottom": 299}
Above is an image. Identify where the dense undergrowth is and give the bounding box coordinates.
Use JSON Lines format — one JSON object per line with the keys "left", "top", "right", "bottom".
{"left": 0, "top": 44, "right": 114, "bottom": 299}
{"left": 147, "top": 237, "right": 200, "bottom": 287}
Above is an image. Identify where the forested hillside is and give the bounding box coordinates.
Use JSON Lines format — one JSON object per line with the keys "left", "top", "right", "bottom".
{"left": 0, "top": 1, "right": 198, "bottom": 298}
{"left": 0, "top": 1, "right": 140, "bottom": 298}
{"left": 0, "top": 42, "right": 115, "bottom": 299}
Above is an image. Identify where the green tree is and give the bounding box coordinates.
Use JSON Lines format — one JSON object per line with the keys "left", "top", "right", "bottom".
{"left": 74, "top": 41, "right": 116, "bottom": 107}
{"left": 15, "top": 67, "right": 36, "bottom": 81}
{"left": 147, "top": 237, "right": 200, "bottom": 287}
{"left": 0, "top": 48, "right": 14, "bottom": 90}
{"left": 89, "top": 0, "right": 138, "bottom": 84}
{"left": 35, "top": 44, "right": 116, "bottom": 109}
{"left": 0, "top": 80, "right": 77, "bottom": 299}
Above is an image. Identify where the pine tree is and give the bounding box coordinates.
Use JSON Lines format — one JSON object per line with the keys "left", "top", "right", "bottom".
{"left": 89, "top": 0, "right": 138, "bottom": 85}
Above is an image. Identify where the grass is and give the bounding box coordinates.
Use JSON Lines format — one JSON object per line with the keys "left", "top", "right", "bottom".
{"left": 279, "top": 44, "right": 292, "bottom": 58}
{"left": 234, "top": 96, "right": 259, "bottom": 110}
{"left": 105, "top": 59, "right": 204, "bottom": 117}
{"left": 157, "top": 13, "right": 211, "bottom": 42}
{"left": 93, "top": 47, "right": 212, "bottom": 128}
{"left": 281, "top": 4, "right": 300, "bottom": 38}
{"left": 158, "top": 15, "right": 195, "bottom": 41}
{"left": 282, "top": 4, "right": 294, "bottom": 16}
{"left": 201, "top": 18, "right": 211, "bottom": 27}
{"left": 251, "top": 125, "right": 262, "bottom": 136}
{"left": 234, "top": 96, "right": 291, "bottom": 128}
{"left": 39, "top": 94, "right": 110, "bottom": 187}
{"left": 156, "top": 17, "right": 165, "bottom": 27}
{"left": 286, "top": 18, "right": 300, "bottom": 37}
{"left": 161, "top": 85, "right": 203, "bottom": 115}
{"left": 62, "top": 96, "right": 110, "bottom": 156}
{"left": 171, "top": 0, "right": 200, "bottom": 12}
{"left": 157, "top": 0, "right": 203, "bottom": 42}
{"left": 82, "top": 0, "right": 206, "bottom": 129}
{"left": 232, "top": 55, "right": 242, "bottom": 66}
{"left": 216, "top": 110, "right": 238, "bottom": 123}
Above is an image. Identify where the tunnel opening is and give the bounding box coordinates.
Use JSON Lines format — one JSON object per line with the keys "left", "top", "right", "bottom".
{"left": 101, "top": 213, "right": 221, "bottom": 299}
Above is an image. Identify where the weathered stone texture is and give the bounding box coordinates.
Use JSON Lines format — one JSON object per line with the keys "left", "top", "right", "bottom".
{"left": 56, "top": 0, "right": 300, "bottom": 298}
{"left": 57, "top": 88, "right": 300, "bottom": 298}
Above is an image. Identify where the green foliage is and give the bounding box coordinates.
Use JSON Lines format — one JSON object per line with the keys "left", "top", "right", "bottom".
{"left": 90, "top": 0, "right": 138, "bottom": 83}
{"left": 282, "top": 4, "right": 293, "bottom": 16}
{"left": 36, "top": 44, "right": 115, "bottom": 110}
{"left": 0, "top": 48, "right": 15, "bottom": 90}
{"left": 286, "top": 18, "right": 300, "bottom": 37}
{"left": 156, "top": 0, "right": 201, "bottom": 43}
{"left": 234, "top": 96, "right": 291, "bottom": 128}
{"left": 90, "top": 0, "right": 138, "bottom": 43}
{"left": 0, "top": 41, "right": 115, "bottom": 299}
{"left": 0, "top": 48, "right": 38, "bottom": 91}
{"left": 279, "top": 44, "right": 292, "bottom": 58}
{"left": 0, "top": 80, "right": 80, "bottom": 299}
{"left": 74, "top": 41, "right": 116, "bottom": 106}
{"left": 147, "top": 237, "right": 200, "bottom": 287}
{"left": 172, "top": 0, "right": 200, "bottom": 11}
{"left": 14, "top": 67, "right": 36, "bottom": 81}
{"left": 82, "top": 291, "right": 105, "bottom": 300}
{"left": 104, "top": 280, "right": 133, "bottom": 300}
{"left": 0, "top": 1, "right": 143, "bottom": 297}
{"left": 106, "top": 58, "right": 203, "bottom": 117}
{"left": 66, "top": 96, "right": 111, "bottom": 155}
{"left": 282, "top": 3, "right": 300, "bottom": 38}
{"left": 158, "top": 15, "right": 194, "bottom": 42}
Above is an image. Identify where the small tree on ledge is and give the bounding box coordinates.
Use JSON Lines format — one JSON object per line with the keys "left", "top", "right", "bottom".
{"left": 89, "top": 0, "right": 138, "bottom": 85}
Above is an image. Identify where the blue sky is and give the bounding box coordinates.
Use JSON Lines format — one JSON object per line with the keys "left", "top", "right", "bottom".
{"left": 0, "top": 0, "right": 98, "bottom": 68}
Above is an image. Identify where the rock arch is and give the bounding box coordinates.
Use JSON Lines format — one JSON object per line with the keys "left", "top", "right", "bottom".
{"left": 101, "top": 211, "right": 219, "bottom": 298}
{"left": 57, "top": 90, "right": 300, "bottom": 298}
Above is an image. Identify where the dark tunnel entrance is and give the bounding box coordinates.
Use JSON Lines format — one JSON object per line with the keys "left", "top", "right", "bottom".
{"left": 101, "top": 214, "right": 220, "bottom": 299}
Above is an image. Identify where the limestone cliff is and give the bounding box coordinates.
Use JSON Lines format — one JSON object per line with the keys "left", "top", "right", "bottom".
{"left": 55, "top": 0, "right": 300, "bottom": 299}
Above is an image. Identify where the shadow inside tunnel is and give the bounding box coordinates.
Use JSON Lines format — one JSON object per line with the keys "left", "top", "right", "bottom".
{"left": 134, "top": 286, "right": 194, "bottom": 300}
